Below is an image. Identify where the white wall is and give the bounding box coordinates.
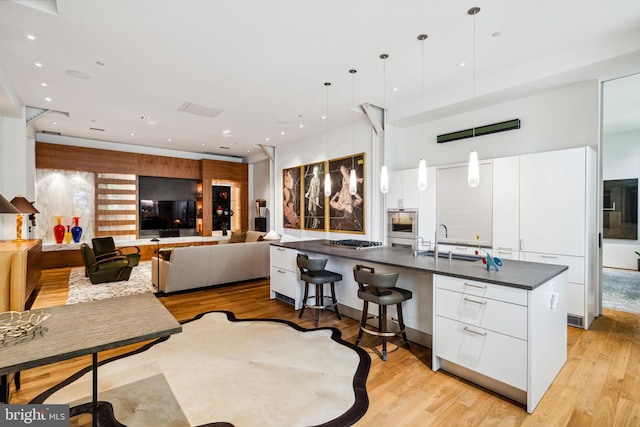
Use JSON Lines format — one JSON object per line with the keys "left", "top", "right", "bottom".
{"left": 275, "top": 117, "right": 380, "bottom": 241}
{"left": 388, "top": 80, "right": 600, "bottom": 170}
{"left": 602, "top": 129, "right": 640, "bottom": 269}
{"left": 274, "top": 80, "right": 601, "bottom": 245}
{"left": 249, "top": 158, "right": 270, "bottom": 229}
{"left": 0, "top": 111, "right": 33, "bottom": 240}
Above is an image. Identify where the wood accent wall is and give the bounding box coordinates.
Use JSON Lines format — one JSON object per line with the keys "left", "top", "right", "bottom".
{"left": 200, "top": 159, "right": 249, "bottom": 235}
{"left": 35, "top": 142, "right": 249, "bottom": 237}
{"left": 36, "top": 142, "right": 200, "bottom": 178}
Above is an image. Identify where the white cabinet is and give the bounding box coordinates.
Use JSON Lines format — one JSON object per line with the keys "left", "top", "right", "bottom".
{"left": 269, "top": 246, "right": 302, "bottom": 309}
{"left": 520, "top": 148, "right": 587, "bottom": 257}
{"left": 433, "top": 273, "right": 568, "bottom": 413}
{"left": 490, "top": 147, "right": 597, "bottom": 328}
{"left": 386, "top": 167, "right": 437, "bottom": 246}
{"left": 387, "top": 168, "right": 419, "bottom": 209}
{"left": 492, "top": 156, "right": 520, "bottom": 260}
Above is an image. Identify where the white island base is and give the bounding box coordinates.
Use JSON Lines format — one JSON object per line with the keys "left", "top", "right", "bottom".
{"left": 433, "top": 272, "right": 568, "bottom": 413}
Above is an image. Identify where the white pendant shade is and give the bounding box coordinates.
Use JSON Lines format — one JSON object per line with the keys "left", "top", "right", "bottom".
{"left": 417, "top": 159, "right": 428, "bottom": 191}
{"left": 324, "top": 172, "right": 332, "bottom": 197}
{"left": 468, "top": 150, "right": 480, "bottom": 187}
{"left": 349, "top": 169, "right": 357, "bottom": 195}
{"left": 380, "top": 165, "right": 389, "bottom": 194}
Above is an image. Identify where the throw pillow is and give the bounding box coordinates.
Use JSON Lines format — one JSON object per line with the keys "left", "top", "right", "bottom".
{"left": 244, "top": 230, "right": 265, "bottom": 243}
{"left": 228, "top": 232, "right": 246, "bottom": 243}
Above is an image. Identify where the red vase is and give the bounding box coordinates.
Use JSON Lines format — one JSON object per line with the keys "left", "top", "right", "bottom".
{"left": 53, "top": 216, "right": 65, "bottom": 244}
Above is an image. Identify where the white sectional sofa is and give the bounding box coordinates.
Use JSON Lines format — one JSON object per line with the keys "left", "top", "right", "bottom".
{"left": 151, "top": 231, "right": 271, "bottom": 293}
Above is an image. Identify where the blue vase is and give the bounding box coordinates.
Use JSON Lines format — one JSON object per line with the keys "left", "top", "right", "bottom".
{"left": 71, "top": 216, "right": 83, "bottom": 243}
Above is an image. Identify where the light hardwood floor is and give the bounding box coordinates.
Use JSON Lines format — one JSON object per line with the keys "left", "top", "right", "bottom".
{"left": 9, "top": 268, "right": 640, "bottom": 426}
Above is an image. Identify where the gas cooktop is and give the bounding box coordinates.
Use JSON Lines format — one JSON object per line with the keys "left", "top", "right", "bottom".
{"left": 327, "top": 239, "right": 383, "bottom": 250}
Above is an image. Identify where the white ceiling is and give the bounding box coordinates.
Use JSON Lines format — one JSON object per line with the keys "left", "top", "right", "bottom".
{"left": 0, "top": 0, "right": 639, "bottom": 160}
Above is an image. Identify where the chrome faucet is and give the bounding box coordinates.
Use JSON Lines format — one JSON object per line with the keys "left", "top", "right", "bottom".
{"left": 413, "top": 236, "right": 425, "bottom": 257}
{"left": 434, "top": 224, "right": 448, "bottom": 260}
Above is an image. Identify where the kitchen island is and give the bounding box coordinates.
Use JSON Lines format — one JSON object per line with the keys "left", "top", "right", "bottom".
{"left": 270, "top": 239, "right": 568, "bottom": 413}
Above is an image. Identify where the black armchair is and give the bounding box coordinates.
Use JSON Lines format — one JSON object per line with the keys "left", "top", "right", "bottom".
{"left": 80, "top": 243, "right": 133, "bottom": 284}
{"left": 92, "top": 237, "right": 141, "bottom": 267}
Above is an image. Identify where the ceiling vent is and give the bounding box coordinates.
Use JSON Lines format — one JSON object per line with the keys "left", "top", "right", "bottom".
{"left": 177, "top": 101, "right": 223, "bottom": 119}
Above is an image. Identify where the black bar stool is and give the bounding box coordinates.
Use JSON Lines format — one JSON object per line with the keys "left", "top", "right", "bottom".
{"left": 353, "top": 264, "right": 412, "bottom": 361}
{"left": 297, "top": 254, "right": 342, "bottom": 327}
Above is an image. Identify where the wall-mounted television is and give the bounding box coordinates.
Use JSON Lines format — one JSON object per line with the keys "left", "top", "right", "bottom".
{"left": 140, "top": 200, "right": 197, "bottom": 237}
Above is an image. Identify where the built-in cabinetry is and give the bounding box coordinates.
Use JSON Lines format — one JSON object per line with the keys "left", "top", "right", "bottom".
{"left": 212, "top": 185, "right": 232, "bottom": 232}
{"left": 433, "top": 272, "right": 568, "bottom": 414}
{"left": 269, "top": 245, "right": 302, "bottom": 309}
{"left": 492, "top": 147, "right": 597, "bottom": 328}
{"left": 386, "top": 167, "right": 437, "bottom": 248}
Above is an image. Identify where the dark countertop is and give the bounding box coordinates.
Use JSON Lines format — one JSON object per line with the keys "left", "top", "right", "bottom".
{"left": 272, "top": 240, "right": 568, "bottom": 290}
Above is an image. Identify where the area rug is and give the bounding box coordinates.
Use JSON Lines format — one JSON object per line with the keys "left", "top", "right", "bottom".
{"left": 32, "top": 311, "right": 370, "bottom": 427}
{"left": 66, "top": 261, "right": 156, "bottom": 304}
{"left": 603, "top": 268, "right": 640, "bottom": 314}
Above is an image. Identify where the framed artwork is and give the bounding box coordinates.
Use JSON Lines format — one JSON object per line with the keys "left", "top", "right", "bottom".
{"left": 282, "top": 166, "right": 302, "bottom": 229}
{"left": 328, "top": 153, "right": 365, "bottom": 233}
{"left": 302, "top": 162, "right": 326, "bottom": 230}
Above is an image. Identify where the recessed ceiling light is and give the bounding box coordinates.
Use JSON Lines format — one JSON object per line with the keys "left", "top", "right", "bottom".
{"left": 44, "top": 97, "right": 52, "bottom": 102}
{"left": 129, "top": 132, "right": 135, "bottom": 136}
{"left": 458, "top": 61, "right": 466, "bottom": 67}
{"left": 247, "top": 149, "right": 251, "bottom": 153}
{"left": 167, "top": 138, "right": 173, "bottom": 142}
{"left": 25, "top": 33, "right": 36, "bottom": 40}
{"left": 392, "top": 87, "right": 399, "bottom": 92}
{"left": 51, "top": 121, "right": 58, "bottom": 125}
{"left": 321, "top": 115, "right": 326, "bottom": 120}
{"left": 34, "top": 62, "right": 43, "bottom": 67}
{"left": 265, "top": 137, "right": 270, "bottom": 141}
{"left": 298, "top": 124, "right": 304, "bottom": 128}
{"left": 40, "top": 82, "right": 47, "bottom": 87}
{"left": 492, "top": 32, "right": 502, "bottom": 38}
{"left": 140, "top": 114, "right": 149, "bottom": 120}
{"left": 222, "top": 129, "right": 231, "bottom": 135}
{"left": 201, "top": 143, "right": 205, "bottom": 146}
{"left": 280, "top": 131, "right": 285, "bottom": 135}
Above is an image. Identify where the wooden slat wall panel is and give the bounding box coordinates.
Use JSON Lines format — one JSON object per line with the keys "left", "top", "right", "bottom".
{"left": 95, "top": 173, "right": 138, "bottom": 238}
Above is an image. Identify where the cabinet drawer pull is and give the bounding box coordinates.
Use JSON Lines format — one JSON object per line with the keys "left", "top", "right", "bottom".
{"left": 463, "top": 282, "right": 486, "bottom": 290}
{"left": 276, "top": 248, "right": 286, "bottom": 251}
{"left": 276, "top": 269, "right": 286, "bottom": 274}
{"left": 455, "top": 246, "right": 469, "bottom": 251}
{"left": 463, "top": 327, "right": 487, "bottom": 336}
{"left": 497, "top": 247, "right": 513, "bottom": 254}
{"left": 541, "top": 255, "right": 559, "bottom": 260}
{"left": 463, "top": 297, "right": 487, "bottom": 305}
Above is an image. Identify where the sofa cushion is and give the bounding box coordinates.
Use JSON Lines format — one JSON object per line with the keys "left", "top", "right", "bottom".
{"left": 228, "top": 232, "right": 246, "bottom": 243}
{"left": 245, "top": 230, "right": 265, "bottom": 243}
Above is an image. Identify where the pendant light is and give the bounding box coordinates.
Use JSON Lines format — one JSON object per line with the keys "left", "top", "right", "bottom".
{"left": 348, "top": 69, "right": 358, "bottom": 196}
{"left": 379, "top": 54, "right": 389, "bottom": 194}
{"left": 417, "top": 34, "right": 428, "bottom": 191}
{"left": 323, "top": 82, "right": 332, "bottom": 197}
{"left": 467, "top": 7, "right": 481, "bottom": 188}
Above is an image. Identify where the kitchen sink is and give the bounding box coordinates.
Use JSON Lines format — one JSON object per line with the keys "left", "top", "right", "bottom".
{"left": 417, "top": 250, "right": 482, "bottom": 262}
